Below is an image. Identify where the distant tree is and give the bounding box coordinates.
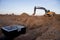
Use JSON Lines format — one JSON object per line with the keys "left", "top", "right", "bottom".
{"left": 12, "top": 13, "right": 14, "bottom": 15}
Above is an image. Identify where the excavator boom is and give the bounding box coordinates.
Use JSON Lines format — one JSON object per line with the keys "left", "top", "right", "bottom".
{"left": 33, "top": 6, "right": 50, "bottom": 15}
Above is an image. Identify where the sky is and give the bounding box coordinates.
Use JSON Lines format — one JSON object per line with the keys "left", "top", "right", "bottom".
{"left": 0, "top": 0, "right": 60, "bottom": 15}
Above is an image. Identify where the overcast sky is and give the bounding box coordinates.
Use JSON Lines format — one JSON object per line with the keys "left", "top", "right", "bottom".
{"left": 0, "top": 0, "right": 60, "bottom": 15}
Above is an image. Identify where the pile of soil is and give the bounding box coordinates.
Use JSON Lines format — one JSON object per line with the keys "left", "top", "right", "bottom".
{"left": 0, "top": 13, "right": 60, "bottom": 40}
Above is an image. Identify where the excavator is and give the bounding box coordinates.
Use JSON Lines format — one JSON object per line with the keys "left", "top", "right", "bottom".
{"left": 33, "top": 6, "right": 55, "bottom": 17}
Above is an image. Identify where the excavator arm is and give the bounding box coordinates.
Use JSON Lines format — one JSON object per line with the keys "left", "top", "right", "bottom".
{"left": 33, "top": 6, "right": 50, "bottom": 15}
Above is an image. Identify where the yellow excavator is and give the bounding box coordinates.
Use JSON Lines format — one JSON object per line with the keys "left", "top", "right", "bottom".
{"left": 33, "top": 6, "right": 55, "bottom": 17}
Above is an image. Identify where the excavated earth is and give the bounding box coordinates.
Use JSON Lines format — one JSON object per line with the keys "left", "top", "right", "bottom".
{"left": 0, "top": 13, "right": 60, "bottom": 40}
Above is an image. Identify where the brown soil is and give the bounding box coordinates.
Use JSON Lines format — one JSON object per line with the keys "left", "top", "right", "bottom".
{"left": 0, "top": 13, "right": 60, "bottom": 40}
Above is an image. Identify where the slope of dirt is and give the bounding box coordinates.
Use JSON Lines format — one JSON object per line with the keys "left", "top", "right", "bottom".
{"left": 0, "top": 13, "right": 60, "bottom": 40}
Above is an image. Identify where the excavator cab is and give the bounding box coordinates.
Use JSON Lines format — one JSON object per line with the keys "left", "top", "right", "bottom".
{"left": 33, "top": 6, "right": 55, "bottom": 17}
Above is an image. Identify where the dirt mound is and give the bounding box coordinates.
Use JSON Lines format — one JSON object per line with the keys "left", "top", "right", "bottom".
{"left": 0, "top": 13, "right": 60, "bottom": 40}
{"left": 20, "top": 13, "right": 29, "bottom": 17}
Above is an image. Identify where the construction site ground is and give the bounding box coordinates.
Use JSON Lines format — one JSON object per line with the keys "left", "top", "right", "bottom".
{"left": 0, "top": 13, "right": 60, "bottom": 40}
